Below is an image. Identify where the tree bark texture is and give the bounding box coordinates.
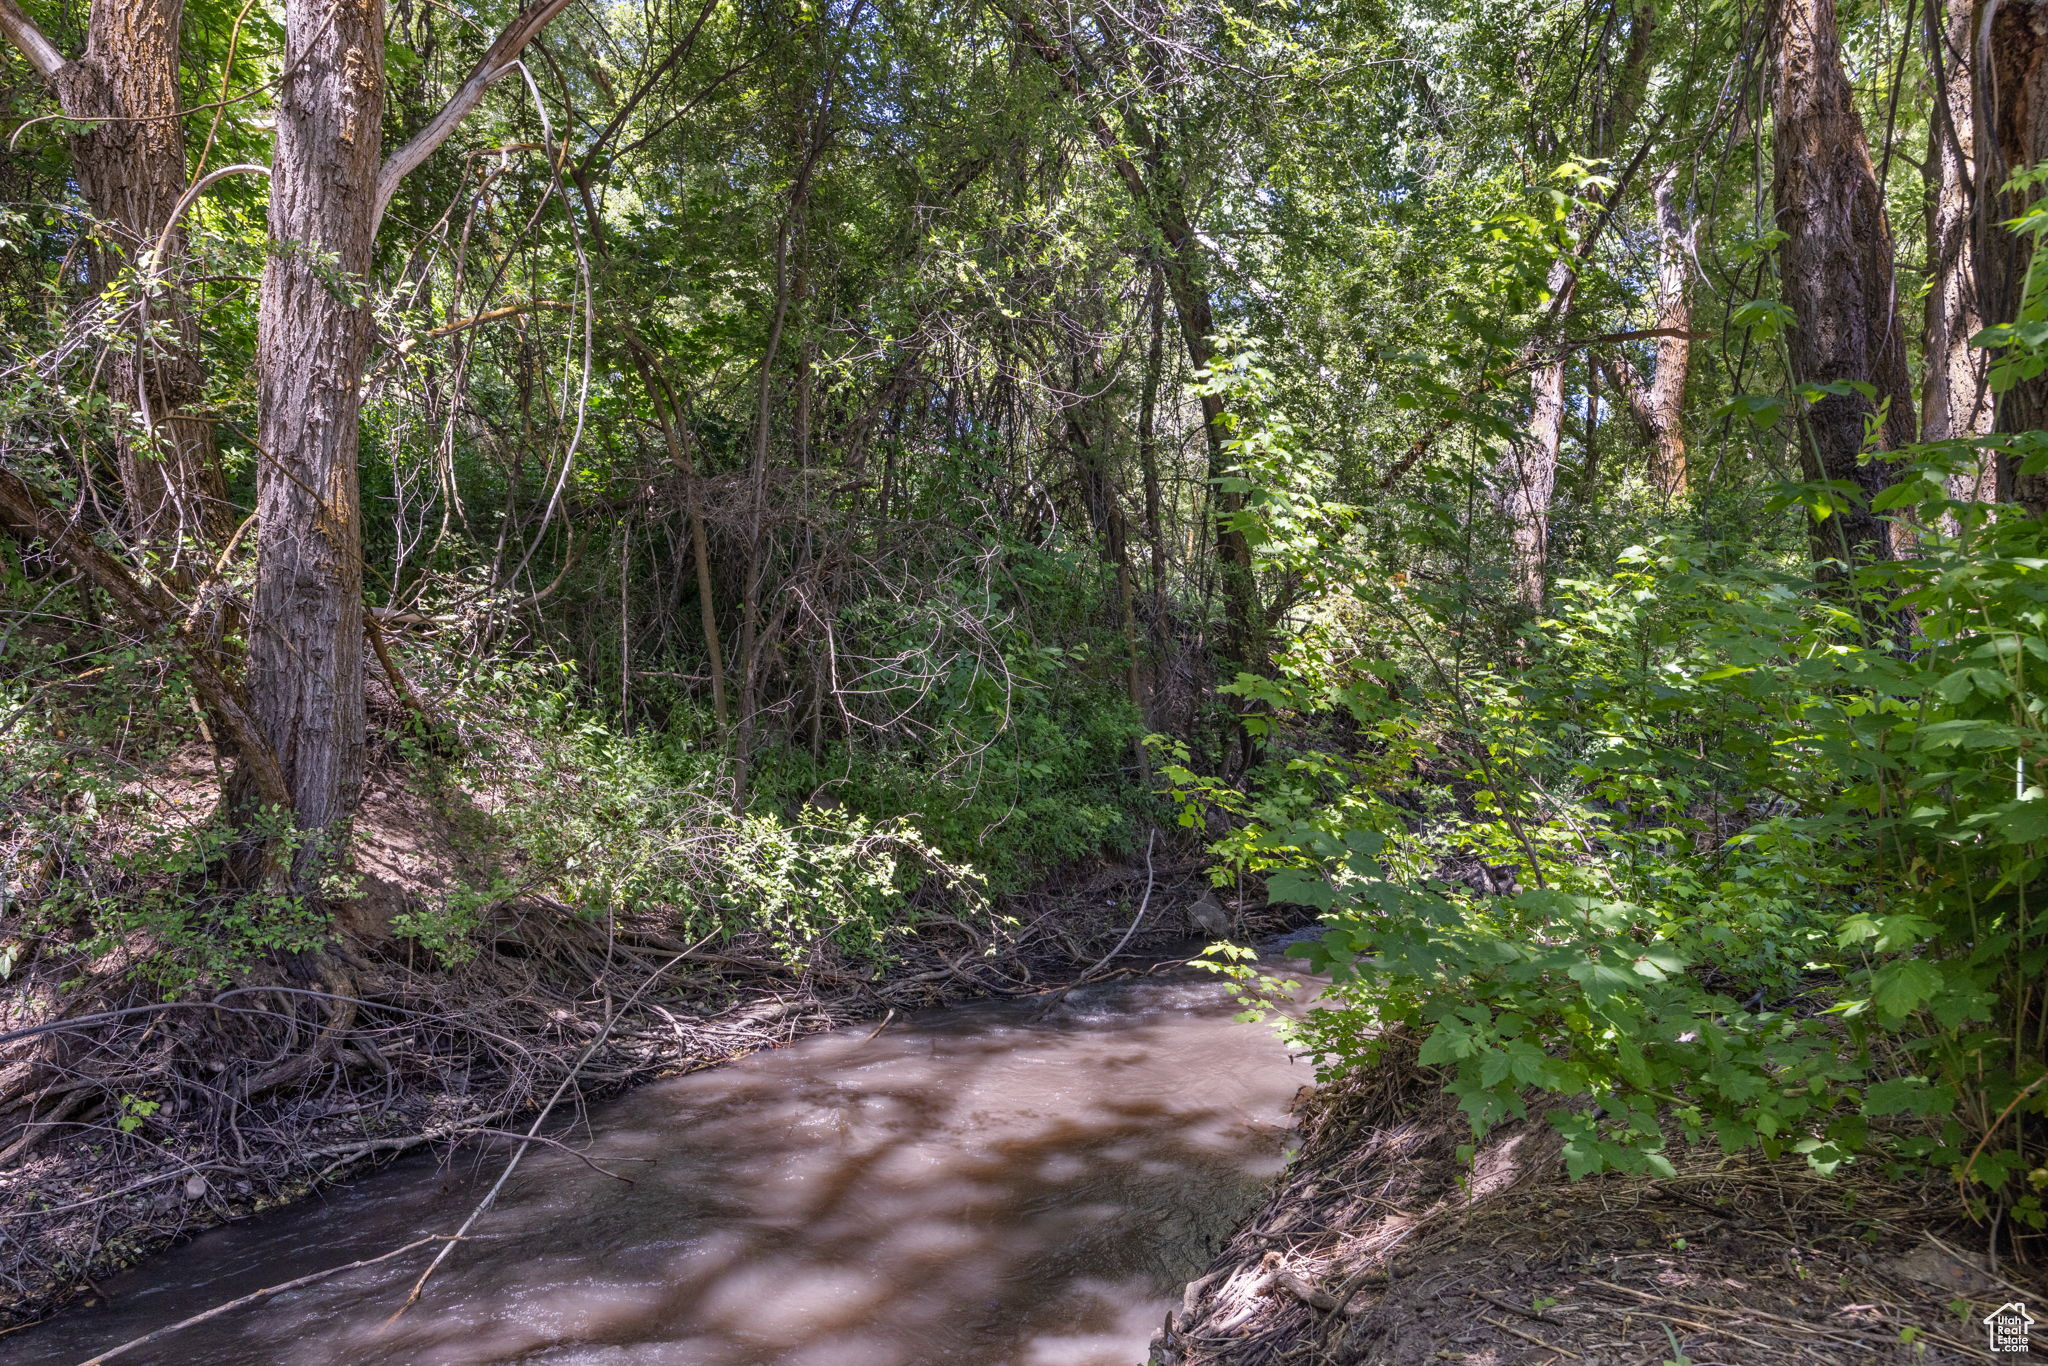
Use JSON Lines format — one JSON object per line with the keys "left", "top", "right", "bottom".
{"left": 1643, "top": 167, "right": 1693, "bottom": 495}
{"left": 0, "top": 0, "right": 229, "bottom": 555}
{"left": 242, "top": 0, "right": 385, "bottom": 885}
{"left": 1602, "top": 171, "right": 1695, "bottom": 497}
{"left": 1979, "top": 0, "right": 2048, "bottom": 515}
{"left": 1498, "top": 269, "right": 1571, "bottom": 611}
{"left": 1771, "top": 0, "right": 1917, "bottom": 568}
{"left": 1923, "top": 0, "right": 1994, "bottom": 489}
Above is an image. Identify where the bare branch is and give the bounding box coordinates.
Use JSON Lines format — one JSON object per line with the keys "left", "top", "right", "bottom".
{"left": 373, "top": 0, "right": 579, "bottom": 225}
{"left": 0, "top": 0, "right": 67, "bottom": 84}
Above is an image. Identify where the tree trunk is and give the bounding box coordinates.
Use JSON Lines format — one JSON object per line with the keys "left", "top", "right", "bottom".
{"left": 1012, "top": 8, "right": 1259, "bottom": 670}
{"left": 1489, "top": 1, "right": 1657, "bottom": 610}
{"left": 1138, "top": 262, "right": 1169, "bottom": 637}
{"left": 63, "top": 0, "right": 230, "bottom": 554}
{"left": 240, "top": 0, "right": 385, "bottom": 889}
{"left": 1979, "top": 0, "right": 2048, "bottom": 515}
{"left": 1771, "top": 0, "right": 1917, "bottom": 569}
{"left": 1923, "top": 0, "right": 1995, "bottom": 496}
{"left": 1644, "top": 167, "right": 1693, "bottom": 495}
{"left": 1602, "top": 170, "right": 1695, "bottom": 497}
{"left": 1497, "top": 274, "right": 1571, "bottom": 611}
{"left": 0, "top": 0, "right": 229, "bottom": 556}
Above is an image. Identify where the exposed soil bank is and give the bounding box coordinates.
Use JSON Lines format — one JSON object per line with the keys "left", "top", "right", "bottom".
{"left": 0, "top": 828, "right": 1281, "bottom": 1338}
{"left": 1154, "top": 1045, "right": 2046, "bottom": 1365}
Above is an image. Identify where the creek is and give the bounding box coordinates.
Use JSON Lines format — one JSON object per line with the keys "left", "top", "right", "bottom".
{"left": 10, "top": 951, "right": 1320, "bottom": 1366}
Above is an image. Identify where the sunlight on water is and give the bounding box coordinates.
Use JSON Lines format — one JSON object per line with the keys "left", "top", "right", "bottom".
{"left": 11, "top": 956, "right": 1319, "bottom": 1366}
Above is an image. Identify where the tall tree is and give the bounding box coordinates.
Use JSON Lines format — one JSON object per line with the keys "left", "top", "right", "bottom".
{"left": 1493, "top": 1, "right": 1657, "bottom": 610}
{"left": 1978, "top": 0, "right": 2048, "bottom": 515}
{"left": 1012, "top": 3, "right": 1260, "bottom": 668}
{"left": 0, "top": 0, "right": 228, "bottom": 555}
{"left": 1922, "top": 0, "right": 1993, "bottom": 485}
{"left": 235, "top": 0, "right": 389, "bottom": 889}
{"left": 1771, "top": 0, "right": 1916, "bottom": 570}
{"left": 237, "top": 0, "right": 576, "bottom": 893}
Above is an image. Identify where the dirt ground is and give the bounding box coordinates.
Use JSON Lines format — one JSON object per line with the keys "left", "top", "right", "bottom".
{"left": 1156, "top": 1047, "right": 2047, "bottom": 1365}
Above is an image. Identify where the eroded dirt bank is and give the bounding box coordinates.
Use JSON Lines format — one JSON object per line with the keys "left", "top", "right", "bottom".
{"left": 1154, "top": 1043, "right": 2045, "bottom": 1365}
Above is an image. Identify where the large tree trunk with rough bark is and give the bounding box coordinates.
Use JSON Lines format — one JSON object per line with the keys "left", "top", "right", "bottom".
{"left": 1923, "top": 0, "right": 1994, "bottom": 491}
{"left": 0, "top": 0, "right": 228, "bottom": 557}
{"left": 1979, "top": 0, "right": 2048, "bottom": 516}
{"left": 239, "top": 0, "right": 385, "bottom": 891}
{"left": 61, "top": 0, "right": 228, "bottom": 555}
{"left": 1771, "top": 0, "right": 1916, "bottom": 570}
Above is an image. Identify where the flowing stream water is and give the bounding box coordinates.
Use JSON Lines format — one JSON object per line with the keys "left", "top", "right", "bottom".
{"left": 10, "top": 952, "right": 1320, "bottom": 1366}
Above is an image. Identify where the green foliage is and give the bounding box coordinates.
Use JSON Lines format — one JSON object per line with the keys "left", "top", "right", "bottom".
{"left": 387, "top": 649, "right": 1001, "bottom": 966}
{"left": 0, "top": 622, "right": 331, "bottom": 993}
{"left": 1170, "top": 437, "right": 2048, "bottom": 1225}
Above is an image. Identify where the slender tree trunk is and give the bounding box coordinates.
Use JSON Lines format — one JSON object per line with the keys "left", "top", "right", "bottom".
{"left": 732, "top": 13, "right": 856, "bottom": 809}
{"left": 1146, "top": 182, "right": 1258, "bottom": 671}
{"left": 1924, "top": 0, "right": 1995, "bottom": 499}
{"left": 1602, "top": 169, "right": 1695, "bottom": 497}
{"left": 734, "top": 208, "right": 798, "bottom": 811}
{"left": 1013, "top": 9, "right": 1259, "bottom": 669}
{"left": 1497, "top": 273, "right": 1571, "bottom": 611}
{"left": 1489, "top": 2, "right": 1657, "bottom": 609}
{"left": 566, "top": 169, "right": 730, "bottom": 728}
{"left": 1136, "top": 263, "right": 1169, "bottom": 713}
{"left": 640, "top": 355, "right": 729, "bottom": 728}
{"left": 240, "top": 0, "right": 385, "bottom": 888}
{"left": 1644, "top": 167, "right": 1693, "bottom": 495}
{"left": 1979, "top": 0, "right": 2048, "bottom": 515}
{"left": 1771, "top": 0, "right": 1917, "bottom": 569}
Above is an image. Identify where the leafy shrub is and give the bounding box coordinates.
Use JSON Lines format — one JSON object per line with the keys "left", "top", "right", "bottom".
{"left": 1172, "top": 408, "right": 2048, "bottom": 1230}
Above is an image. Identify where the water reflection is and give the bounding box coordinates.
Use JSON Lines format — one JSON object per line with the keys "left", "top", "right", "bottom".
{"left": 11, "top": 963, "right": 1317, "bottom": 1366}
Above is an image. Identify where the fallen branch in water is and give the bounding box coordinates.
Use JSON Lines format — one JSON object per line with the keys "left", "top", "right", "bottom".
{"left": 386, "top": 936, "right": 705, "bottom": 1320}
{"left": 1074, "top": 829, "right": 1158, "bottom": 985}
{"left": 75, "top": 1235, "right": 458, "bottom": 1365}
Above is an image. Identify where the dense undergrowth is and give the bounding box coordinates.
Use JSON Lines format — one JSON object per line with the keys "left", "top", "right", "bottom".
{"left": 1175, "top": 406, "right": 2048, "bottom": 1247}
{"left": 1, "top": 547, "right": 1163, "bottom": 991}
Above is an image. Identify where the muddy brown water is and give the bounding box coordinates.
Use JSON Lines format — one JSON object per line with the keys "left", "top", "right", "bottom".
{"left": 9, "top": 953, "right": 1321, "bottom": 1366}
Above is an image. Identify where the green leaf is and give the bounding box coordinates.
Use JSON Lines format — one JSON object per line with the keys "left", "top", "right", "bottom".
{"left": 1864, "top": 1077, "right": 1949, "bottom": 1117}
{"left": 1266, "top": 868, "right": 1336, "bottom": 909}
{"left": 1871, "top": 958, "right": 1943, "bottom": 1024}
{"left": 1714, "top": 393, "right": 1786, "bottom": 428}
{"left": 1419, "top": 1022, "right": 1482, "bottom": 1065}
{"left": 1730, "top": 299, "right": 1796, "bottom": 341}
